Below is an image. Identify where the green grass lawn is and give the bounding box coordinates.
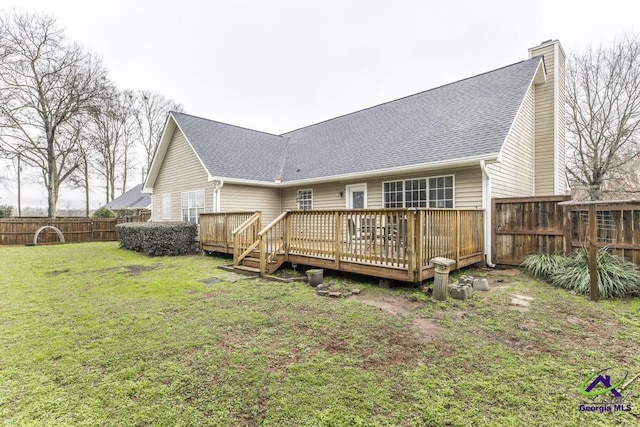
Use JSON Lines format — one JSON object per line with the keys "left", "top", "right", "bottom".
{"left": 1, "top": 242, "right": 639, "bottom": 426}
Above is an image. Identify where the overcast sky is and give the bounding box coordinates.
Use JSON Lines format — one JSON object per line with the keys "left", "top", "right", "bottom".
{"left": 2, "top": 0, "right": 640, "bottom": 210}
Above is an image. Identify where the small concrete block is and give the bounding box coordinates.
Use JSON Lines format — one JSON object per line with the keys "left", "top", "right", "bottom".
{"left": 351, "top": 288, "right": 361, "bottom": 295}
{"left": 329, "top": 292, "right": 342, "bottom": 298}
{"left": 449, "top": 285, "right": 470, "bottom": 300}
{"left": 473, "top": 278, "right": 490, "bottom": 291}
{"left": 316, "top": 283, "right": 328, "bottom": 290}
{"left": 459, "top": 275, "right": 474, "bottom": 285}
{"left": 316, "top": 290, "right": 329, "bottom": 297}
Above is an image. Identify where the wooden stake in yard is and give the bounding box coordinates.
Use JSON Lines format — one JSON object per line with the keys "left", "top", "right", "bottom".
{"left": 588, "top": 204, "right": 598, "bottom": 302}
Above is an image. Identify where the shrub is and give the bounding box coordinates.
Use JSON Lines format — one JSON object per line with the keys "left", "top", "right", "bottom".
{"left": 116, "top": 222, "right": 198, "bottom": 256}
{"left": 522, "top": 248, "right": 640, "bottom": 298}
{"left": 0, "top": 205, "right": 13, "bottom": 218}
{"left": 92, "top": 207, "right": 116, "bottom": 218}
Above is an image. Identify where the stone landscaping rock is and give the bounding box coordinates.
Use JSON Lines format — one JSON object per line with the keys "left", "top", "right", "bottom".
{"left": 316, "top": 290, "right": 329, "bottom": 296}
{"left": 329, "top": 292, "right": 342, "bottom": 298}
{"left": 316, "top": 283, "right": 328, "bottom": 290}
{"left": 473, "top": 278, "right": 490, "bottom": 291}
{"left": 351, "top": 288, "right": 361, "bottom": 295}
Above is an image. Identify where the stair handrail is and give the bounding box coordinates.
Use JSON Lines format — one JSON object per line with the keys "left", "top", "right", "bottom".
{"left": 258, "top": 211, "right": 289, "bottom": 275}
{"left": 232, "top": 212, "right": 262, "bottom": 266}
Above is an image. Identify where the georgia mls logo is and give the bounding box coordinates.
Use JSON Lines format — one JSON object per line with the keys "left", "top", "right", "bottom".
{"left": 579, "top": 368, "right": 639, "bottom": 413}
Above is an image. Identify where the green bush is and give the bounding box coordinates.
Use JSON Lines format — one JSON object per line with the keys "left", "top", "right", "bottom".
{"left": 522, "top": 248, "right": 640, "bottom": 298}
{"left": 116, "top": 222, "right": 198, "bottom": 256}
{"left": 0, "top": 205, "right": 13, "bottom": 218}
{"left": 92, "top": 207, "right": 116, "bottom": 218}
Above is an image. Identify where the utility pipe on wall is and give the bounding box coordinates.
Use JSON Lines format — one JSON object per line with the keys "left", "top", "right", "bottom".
{"left": 480, "top": 160, "right": 496, "bottom": 267}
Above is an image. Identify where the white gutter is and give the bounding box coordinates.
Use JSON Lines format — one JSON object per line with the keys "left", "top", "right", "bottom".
{"left": 212, "top": 180, "right": 224, "bottom": 213}
{"left": 480, "top": 160, "right": 496, "bottom": 267}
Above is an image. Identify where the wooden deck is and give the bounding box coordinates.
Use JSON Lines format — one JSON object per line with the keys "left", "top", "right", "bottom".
{"left": 200, "top": 208, "right": 485, "bottom": 282}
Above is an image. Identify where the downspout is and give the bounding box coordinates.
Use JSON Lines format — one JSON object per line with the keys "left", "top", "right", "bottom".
{"left": 212, "top": 180, "right": 224, "bottom": 213}
{"left": 480, "top": 161, "right": 496, "bottom": 267}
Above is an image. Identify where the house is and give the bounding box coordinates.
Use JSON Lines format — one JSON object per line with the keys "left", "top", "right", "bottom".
{"left": 143, "top": 40, "right": 566, "bottom": 266}
{"left": 103, "top": 184, "right": 151, "bottom": 215}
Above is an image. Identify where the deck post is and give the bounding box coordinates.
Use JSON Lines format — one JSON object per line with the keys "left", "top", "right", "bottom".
{"left": 407, "top": 208, "right": 417, "bottom": 282}
{"left": 334, "top": 212, "right": 342, "bottom": 269}
{"left": 455, "top": 209, "right": 460, "bottom": 267}
{"left": 259, "top": 234, "right": 266, "bottom": 276}
{"left": 416, "top": 210, "right": 424, "bottom": 282}
{"left": 285, "top": 211, "right": 291, "bottom": 258}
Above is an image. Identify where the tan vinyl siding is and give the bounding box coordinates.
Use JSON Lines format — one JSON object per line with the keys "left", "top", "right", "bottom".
{"left": 487, "top": 85, "right": 535, "bottom": 198}
{"left": 531, "top": 43, "right": 558, "bottom": 195}
{"left": 281, "top": 167, "right": 483, "bottom": 210}
{"left": 555, "top": 46, "right": 567, "bottom": 194}
{"left": 151, "top": 127, "right": 213, "bottom": 221}
{"left": 220, "top": 184, "right": 281, "bottom": 224}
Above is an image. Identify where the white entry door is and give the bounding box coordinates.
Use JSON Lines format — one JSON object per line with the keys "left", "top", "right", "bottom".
{"left": 346, "top": 184, "right": 367, "bottom": 209}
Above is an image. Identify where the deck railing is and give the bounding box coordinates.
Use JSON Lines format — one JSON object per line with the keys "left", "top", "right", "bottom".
{"left": 200, "top": 212, "right": 257, "bottom": 252}
{"left": 419, "top": 209, "right": 485, "bottom": 272}
{"left": 201, "top": 208, "right": 485, "bottom": 282}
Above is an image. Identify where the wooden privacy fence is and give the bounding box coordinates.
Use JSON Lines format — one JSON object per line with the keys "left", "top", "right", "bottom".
{"left": 0, "top": 216, "right": 147, "bottom": 246}
{"left": 493, "top": 197, "right": 640, "bottom": 265}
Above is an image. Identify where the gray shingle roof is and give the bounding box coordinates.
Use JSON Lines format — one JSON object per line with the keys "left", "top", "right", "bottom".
{"left": 171, "top": 112, "right": 287, "bottom": 182}
{"left": 172, "top": 57, "right": 542, "bottom": 183}
{"left": 104, "top": 184, "right": 151, "bottom": 209}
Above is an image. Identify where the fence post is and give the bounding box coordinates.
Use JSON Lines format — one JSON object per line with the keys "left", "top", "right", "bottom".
{"left": 588, "top": 204, "right": 598, "bottom": 302}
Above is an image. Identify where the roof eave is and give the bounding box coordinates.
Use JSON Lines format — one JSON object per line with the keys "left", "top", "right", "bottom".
{"left": 212, "top": 154, "right": 497, "bottom": 188}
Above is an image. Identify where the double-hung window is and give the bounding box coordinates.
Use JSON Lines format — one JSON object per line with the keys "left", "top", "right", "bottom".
{"left": 181, "top": 190, "right": 205, "bottom": 224}
{"left": 428, "top": 176, "right": 454, "bottom": 208}
{"left": 297, "top": 189, "right": 313, "bottom": 210}
{"left": 383, "top": 175, "right": 453, "bottom": 208}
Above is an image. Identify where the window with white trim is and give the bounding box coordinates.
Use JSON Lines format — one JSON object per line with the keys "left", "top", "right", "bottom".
{"left": 181, "top": 190, "right": 205, "bottom": 223}
{"left": 383, "top": 175, "right": 453, "bottom": 208}
{"left": 161, "top": 194, "right": 171, "bottom": 219}
{"left": 428, "top": 176, "right": 454, "bottom": 208}
{"left": 297, "top": 189, "right": 313, "bottom": 210}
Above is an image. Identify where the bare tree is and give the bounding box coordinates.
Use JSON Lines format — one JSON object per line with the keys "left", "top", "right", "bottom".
{"left": 88, "top": 89, "right": 135, "bottom": 203}
{"left": 132, "top": 90, "right": 183, "bottom": 180}
{"left": 65, "top": 116, "right": 92, "bottom": 216}
{"left": 566, "top": 35, "right": 640, "bottom": 200}
{"left": 0, "top": 11, "right": 109, "bottom": 217}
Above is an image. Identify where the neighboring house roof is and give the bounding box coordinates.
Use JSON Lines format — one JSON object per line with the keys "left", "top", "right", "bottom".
{"left": 145, "top": 56, "right": 543, "bottom": 190}
{"left": 104, "top": 184, "right": 151, "bottom": 210}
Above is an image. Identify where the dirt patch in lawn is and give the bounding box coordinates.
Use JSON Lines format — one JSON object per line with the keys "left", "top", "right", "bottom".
{"left": 123, "top": 265, "right": 157, "bottom": 276}
{"left": 355, "top": 294, "right": 446, "bottom": 343}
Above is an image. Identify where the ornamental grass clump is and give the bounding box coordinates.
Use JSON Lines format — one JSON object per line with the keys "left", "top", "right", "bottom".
{"left": 520, "top": 253, "right": 568, "bottom": 279}
{"left": 522, "top": 248, "right": 640, "bottom": 299}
